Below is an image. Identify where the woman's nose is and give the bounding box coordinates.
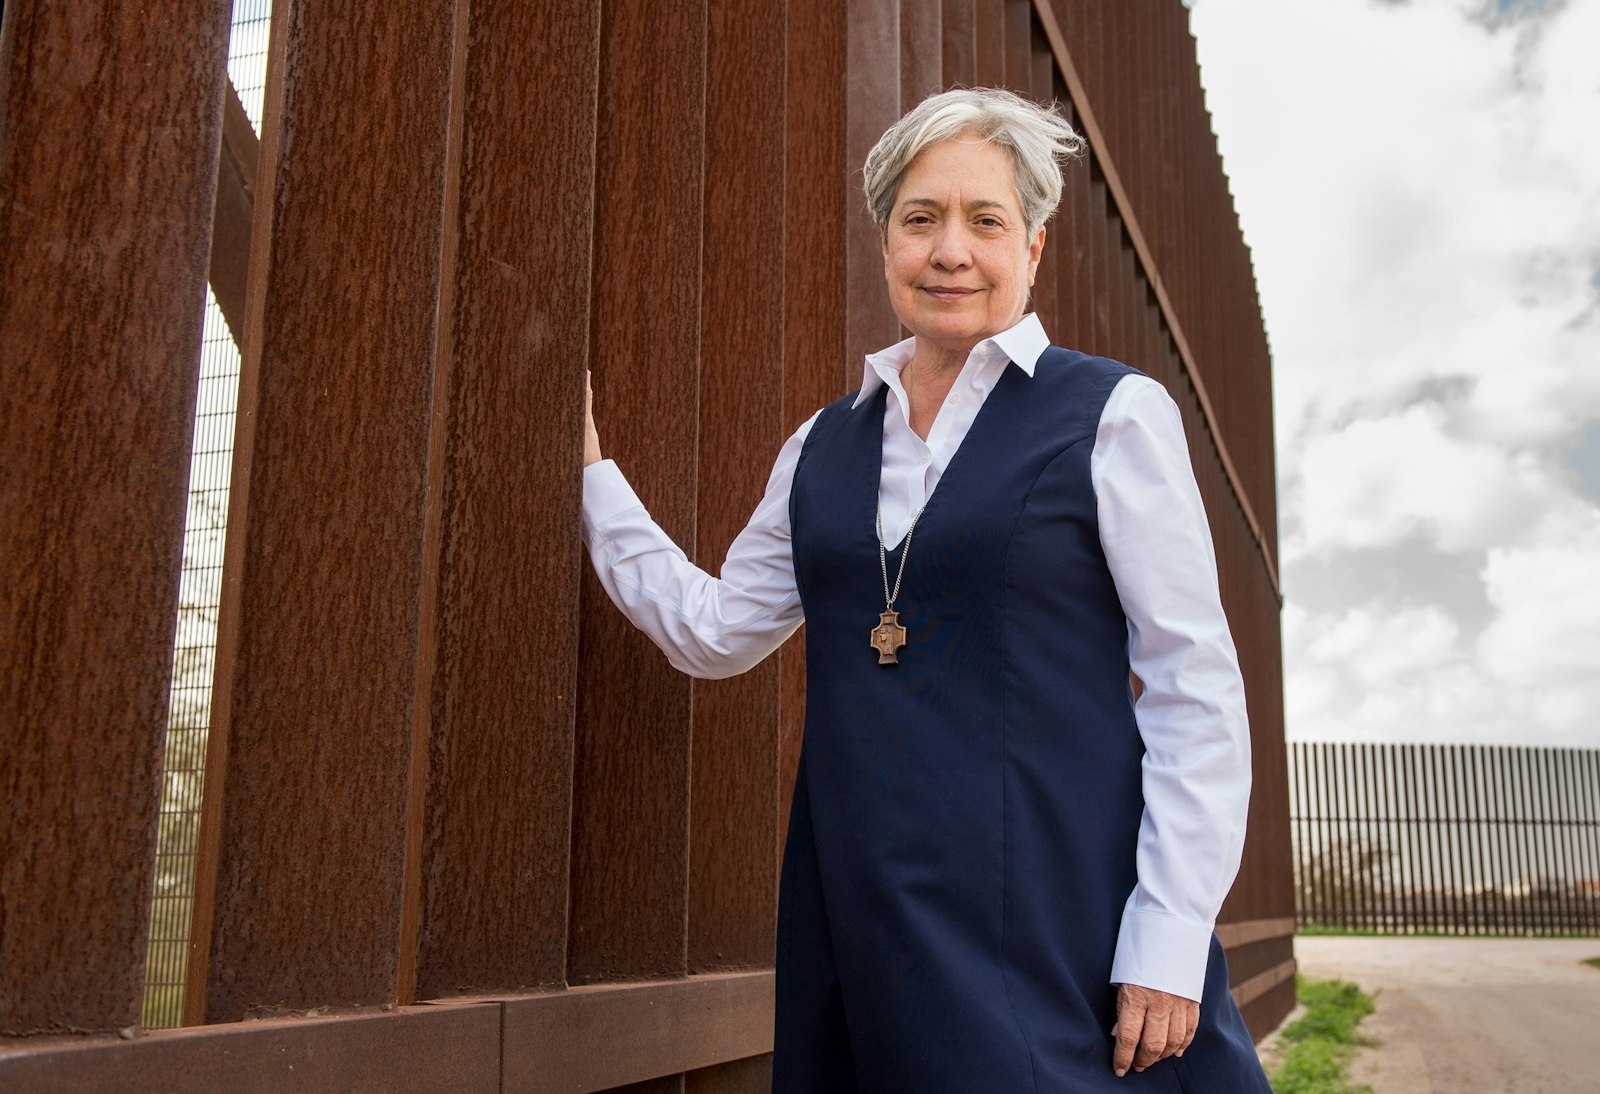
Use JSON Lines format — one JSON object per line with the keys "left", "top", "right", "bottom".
{"left": 929, "top": 225, "right": 972, "bottom": 270}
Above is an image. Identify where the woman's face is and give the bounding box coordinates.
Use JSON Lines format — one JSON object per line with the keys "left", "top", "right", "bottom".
{"left": 881, "top": 134, "right": 1045, "bottom": 358}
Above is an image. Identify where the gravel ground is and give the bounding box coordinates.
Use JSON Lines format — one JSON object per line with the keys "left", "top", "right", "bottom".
{"left": 1288, "top": 935, "right": 1600, "bottom": 1093}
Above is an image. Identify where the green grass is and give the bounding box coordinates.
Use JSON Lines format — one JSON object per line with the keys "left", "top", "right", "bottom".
{"left": 1268, "top": 975, "right": 1376, "bottom": 1094}
{"left": 1583, "top": 956, "right": 1600, "bottom": 971}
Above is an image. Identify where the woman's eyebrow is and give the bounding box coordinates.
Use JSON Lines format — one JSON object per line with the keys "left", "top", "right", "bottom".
{"left": 898, "top": 197, "right": 1011, "bottom": 212}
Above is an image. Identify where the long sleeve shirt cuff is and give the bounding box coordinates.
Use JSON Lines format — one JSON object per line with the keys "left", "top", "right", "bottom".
{"left": 581, "top": 459, "right": 644, "bottom": 545}
{"left": 1108, "top": 908, "right": 1215, "bottom": 1003}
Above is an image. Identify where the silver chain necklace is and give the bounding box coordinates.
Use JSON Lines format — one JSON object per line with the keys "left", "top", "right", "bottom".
{"left": 869, "top": 500, "right": 926, "bottom": 665}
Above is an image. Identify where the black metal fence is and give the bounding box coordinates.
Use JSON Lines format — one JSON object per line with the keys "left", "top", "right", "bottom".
{"left": 1290, "top": 742, "right": 1600, "bottom": 935}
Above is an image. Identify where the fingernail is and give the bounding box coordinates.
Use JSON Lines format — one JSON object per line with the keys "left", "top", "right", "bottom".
{"left": 1114, "top": 1069, "right": 1126, "bottom": 1077}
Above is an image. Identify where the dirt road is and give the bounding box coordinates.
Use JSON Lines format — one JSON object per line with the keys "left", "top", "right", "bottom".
{"left": 1290, "top": 936, "right": 1600, "bottom": 1093}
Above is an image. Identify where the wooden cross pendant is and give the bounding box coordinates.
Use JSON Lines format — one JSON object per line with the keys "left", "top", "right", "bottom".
{"left": 869, "top": 610, "right": 907, "bottom": 665}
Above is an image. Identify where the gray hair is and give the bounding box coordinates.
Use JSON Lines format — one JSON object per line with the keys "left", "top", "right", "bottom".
{"left": 863, "top": 88, "right": 1086, "bottom": 236}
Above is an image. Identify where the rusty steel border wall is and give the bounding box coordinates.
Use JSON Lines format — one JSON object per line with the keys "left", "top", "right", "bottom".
{"left": 1, "top": 0, "right": 1291, "bottom": 1088}
{"left": 1292, "top": 742, "right": 1600, "bottom": 936}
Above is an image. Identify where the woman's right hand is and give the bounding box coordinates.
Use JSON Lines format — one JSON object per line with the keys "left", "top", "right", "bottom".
{"left": 584, "top": 370, "right": 604, "bottom": 467}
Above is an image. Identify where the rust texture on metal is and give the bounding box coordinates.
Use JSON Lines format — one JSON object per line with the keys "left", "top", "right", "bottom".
{"left": 410, "top": 0, "right": 600, "bottom": 1002}
{"left": 685, "top": 1054, "right": 775, "bottom": 1094}
{"left": 500, "top": 972, "right": 774, "bottom": 1091}
{"left": 197, "top": 0, "right": 460, "bottom": 1021}
{"left": 779, "top": 0, "right": 851, "bottom": 878}
{"left": 3, "top": 0, "right": 1290, "bottom": 1081}
{"left": 0, "top": 1005, "right": 500, "bottom": 1094}
{"left": 0, "top": 976, "right": 767, "bottom": 1093}
{"left": 846, "top": 0, "right": 903, "bottom": 373}
{"left": 1232, "top": 956, "right": 1298, "bottom": 1040}
{"left": 690, "top": 0, "right": 787, "bottom": 974}
{"left": 1035, "top": 0, "right": 1279, "bottom": 598}
{"left": 942, "top": 0, "right": 977, "bottom": 88}
{"left": 0, "top": 0, "right": 233, "bottom": 1035}
{"left": 569, "top": 0, "right": 707, "bottom": 985}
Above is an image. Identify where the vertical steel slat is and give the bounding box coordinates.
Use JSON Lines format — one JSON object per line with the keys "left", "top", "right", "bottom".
{"left": 1003, "top": 0, "right": 1032, "bottom": 92}
{"left": 1553, "top": 750, "right": 1575, "bottom": 930}
{"left": 569, "top": 0, "right": 708, "bottom": 985}
{"left": 942, "top": 0, "right": 977, "bottom": 86}
{"left": 1367, "top": 745, "right": 1383, "bottom": 929}
{"left": 1518, "top": 748, "right": 1542, "bottom": 933}
{"left": 0, "top": 0, "right": 232, "bottom": 1036}
{"left": 1560, "top": 750, "right": 1587, "bottom": 929}
{"left": 1404, "top": 745, "right": 1427, "bottom": 931}
{"left": 846, "top": 0, "right": 903, "bottom": 374}
{"left": 1433, "top": 746, "right": 1458, "bottom": 933}
{"left": 1539, "top": 750, "right": 1569, "bottom": 931}
{"left": 1539, "top": 750, "right": 1568, "bottom": 931}
{"left": 1507, "top": 748, "right": 1533, "bottom": 933}
{"left": 1560, "top": 750, "right": 1587, "bottom": 930}
{"left": 1491, "top": 747, "right": 1511, "bottom": 932}
{"left": 1449, "top": 747, "right": 1471, "bottom": 934}
{"left": 1411, "top": 745, "right": 1430, "bottom": 931}
{"left": 784, "top": 0, "right": 852, "bottom": 882}
{"left": 1528, "top": 748, "right": 1554, "bottom": 934}
{"left": 409, "top": 0, "right": 601, "bottom": 1001}
{"left": 1533, "top": 748, "right": 1557, "bottom": 934}
{"left": 1578, "top": 751, "right": 1596, "bottom": 932}
{"left": 1326, "top": 742, "right": 1343, "bottom": 929}
{"left": 196, "top": 0, "right": 461, "bottom": 1020}
{"left": 1318, "top": 742, "right": 1336, "bottom": 927}
{"left": 901, "top": 0, "right": 942, "bottom": 106}
{"left": 1342, "top": 742, "right": 1361, "bottom": 929}
{"left": 1427, "top": 746, "right": 1450, "bottom": 932}
{"left": 1386, "top": 745, "right": 1405, "bottom": 931}
{"left": 1468, "top": 746, "right": 1487, "bottom": 934}
{"left": 1579, "top": 751, "right": 1600, "bottom": 932}
{"left": 1582, "top": 752, "right": 1600, "bottom": 931}
{"left": 974, "top": 0, "right": 1005, "bottom": 86}
{"left": 688, "top": 0, "right": 788, "bottom": 975}
{"left": 1029, "top": 17, "right": 1060, "bottom": 337}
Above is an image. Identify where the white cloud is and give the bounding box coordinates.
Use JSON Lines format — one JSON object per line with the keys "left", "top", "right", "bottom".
{"left": 1477, "top": 501, "right": 1600, "bottom": 684}
{"left": 1305, "top": 601, "right": 1461, "bottom": 684}
{"left": 1288, "top": 403, "right": 1557, "bottom": 557}
{"left": 1191, "top": 0, "right": 1600, "bottom": 746}
{"left": 1285, "top": 587, "right": 1600, "bottom": 745}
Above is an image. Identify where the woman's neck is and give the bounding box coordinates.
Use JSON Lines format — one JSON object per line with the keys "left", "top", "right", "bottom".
{"left": 900, "top": 341, "right": 972, "bottom": 440}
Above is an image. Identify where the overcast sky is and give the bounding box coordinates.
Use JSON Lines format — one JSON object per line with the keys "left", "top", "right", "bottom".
{"left": 1186, "top": 0, "right": 1600, "bottom": 748}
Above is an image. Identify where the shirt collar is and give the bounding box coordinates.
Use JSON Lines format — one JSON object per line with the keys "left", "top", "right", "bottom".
{"left": 851, "top": 312, "right": 1051, "bottom": 409}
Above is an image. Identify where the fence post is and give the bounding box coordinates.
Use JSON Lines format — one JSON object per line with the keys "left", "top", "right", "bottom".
{"left": 189, "top": 0, "right": 462, "bottom": 1021}
{"left": 0, "top": 0, "right": 232, "bottom": 1035}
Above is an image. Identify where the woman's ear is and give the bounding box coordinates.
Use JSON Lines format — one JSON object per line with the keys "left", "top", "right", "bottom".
{"left": 1028, "top": 225, "right": 1046, "bottom": 285}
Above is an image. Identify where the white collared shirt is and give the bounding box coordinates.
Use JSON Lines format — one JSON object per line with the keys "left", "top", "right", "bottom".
{"left": 581, "top": 312, "right": 1251, "bottom": 1003}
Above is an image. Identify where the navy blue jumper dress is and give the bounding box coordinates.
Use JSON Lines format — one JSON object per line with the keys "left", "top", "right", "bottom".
{"left": 775, "top": 347, "right": 1270, "bottom": 1092}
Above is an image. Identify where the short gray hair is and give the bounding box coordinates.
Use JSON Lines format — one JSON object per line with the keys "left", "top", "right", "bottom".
{"left": 863, "top": 88, "right": 1086, "bottom": 236}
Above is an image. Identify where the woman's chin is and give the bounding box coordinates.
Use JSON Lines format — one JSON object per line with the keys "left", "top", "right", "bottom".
{"left": 908, "top": 317, "right": 1001, "bottom": 353}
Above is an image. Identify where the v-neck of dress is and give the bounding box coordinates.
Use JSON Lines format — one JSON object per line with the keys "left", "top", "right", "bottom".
{"left": 874, "top": 357, "right": 1029, "bottom": 553}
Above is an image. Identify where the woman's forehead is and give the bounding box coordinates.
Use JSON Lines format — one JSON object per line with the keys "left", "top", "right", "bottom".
{"left": 896, "top": 139, "right": 1021, "bottom": 211}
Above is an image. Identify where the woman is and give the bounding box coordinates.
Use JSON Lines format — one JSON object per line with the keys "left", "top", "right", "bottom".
{"left": 582, "top": 88, "right": 1271, "bottom": 1092}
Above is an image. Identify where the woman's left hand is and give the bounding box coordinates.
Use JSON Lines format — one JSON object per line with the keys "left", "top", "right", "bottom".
{"left": 583, "top": 370, "right": 604, "bottom": 468}
{"left": 1110, "top": 982, "right": 1199, "bottom": 1076}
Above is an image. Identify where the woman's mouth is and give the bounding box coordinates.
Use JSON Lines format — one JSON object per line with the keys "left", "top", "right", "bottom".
{"left": 922, "top": 286, "right": 978, "bottom": 302}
